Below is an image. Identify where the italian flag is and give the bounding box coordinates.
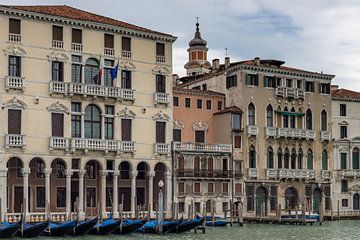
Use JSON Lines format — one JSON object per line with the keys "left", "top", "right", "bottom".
{"left": 98, "top": 54, "right": 103, "bottom": 81}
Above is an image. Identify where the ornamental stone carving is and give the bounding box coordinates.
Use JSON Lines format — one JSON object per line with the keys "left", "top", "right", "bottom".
{"left": 192, "top": 120, "right": 208, "bottom": 131}
{"left": 3, "top": 96, "right": 27, "bottom": 109}
{"left": 119, "top": 60, "right": 136, "bottom": 71}
{"left": 47, "top": 51, "right": 69, "bottom": 62}
{"left": 47, "top": 101, "right": 70, "bottom": 114}
{"left": 152, "top": 65, "right": 170, "bottom": 75}
{"left": 117, "top": 107, "right": 136, "bottom": 119}
{"left": 3, "top": 45, "right": 27, "bottom": 56}
{"left": 152, "top": 110, "right": 170, "bottom": 121}
{"left": 173, "top": 120, "right": 184, "bottom": 129}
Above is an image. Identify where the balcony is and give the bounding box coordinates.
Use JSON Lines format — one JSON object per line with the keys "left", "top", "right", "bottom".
{"left": 321, "top": 131, "right": 330, "bottom": 141}
{"left": 276, "top": 87, "right": 305, "bottom": 100}
{"left": 266, "top": 169, "right": 278, "bottom": 179}
{"left": 154, "top": 143, "right": 170, "bottom": 155}
{"left": 71, "top": 138, "right": 135, "bottom": 153}
{"left": 120, "top": 141, "right": 135, "bottom": 153}
{"left": 296, "top": 89, "right": 305, "bottom": 99}
{"left": 104, "top": 48, "right": 115, "bottom": 56}
{"left": 8, "top": 33, "right": 21, "bottom": 43}
{"left": 277, "top": 128, "right": 287, "bottom": 138}
{"left": 276, "top": 87, "right": 285, "bottom": 97}
{"left": 5, "top": 76, "right": 24, "bottom": 91}
{"left": 52, "top": 40, "right": 64, "bottom": 49}
{"left": 247, "top": 125, "right": 259, "bottom": 136}
{"left": 176, "top": 169, "right": 233, "bottom": 179}
{"left": 154, "top": 92, "right": 169, "bottom": 104}
{"left": 276, "top": 128, "right": 314, "bottom": 140}
{"left": 121, "top": 50, "right": 132, "bottom": 59}
{"left": 306, "top": 130, "right": 316, "bottom": 140}
{"left": 248, "top": 168, "right": 258, "bottom": 178}
{"left": 6, "top": 134, "right": 25, "bottom": 149}
{"left": 173, "top": 142, "right": 232, "bottom": 153}
{"left": 339, "top": 169, "right": 360, "bottom": 178}
{"left": 71, "top": 43, "right": 83, "bottom": 52}
{"left": 265, "top": 127, "right": 277, "bottom": 138}
{"left": 286, "top": 88, "right": 296, "bottom": 98}
{"left": 278, "top": 169, "right": 316, "bottom": 180}
{"left": 49, "top": 81, "right": 67, "bottom": 95}
{"left": 286, "top": 128, "right": 295, "bottom": 138}
{"left": 156, "top": 56, "right": 166, "bottom": 64}
{"left": 50, "top": 137, "right": 69, "bottom": 150}
{"left": 69, "top": 83, "right": 121, "bottom": 99}
{"left": 120, "top": 89, "right": 135, "bottom": 101}
{"left": 322, "top": 170, "right": 331, "bottom": 180}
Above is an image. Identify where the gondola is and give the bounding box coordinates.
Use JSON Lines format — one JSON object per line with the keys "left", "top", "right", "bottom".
{"left": 205, "top": 220, "right": 230, "bottom": 227}
{"left": 112, "top": 219, "right": 147, "bottom": 234}
{"left": 139, "top": 220, "right": 180, "bottom": 234}
{"left": 0, "top": 221, "right": 20, "bottom": 238}
{"left": 169, "top": 217, "right": 205, "bottom": 233}
{"left": 16, "top": 221, "right": 49, "bottom": 238}
{"left": 88, "top": 218, "right": 121, "bottom": 235}
{"left": 70, "top": 217, "right": 98, "bottom": 236}
{"left": 42, "top": 220, "right": 77, "bottom": 236}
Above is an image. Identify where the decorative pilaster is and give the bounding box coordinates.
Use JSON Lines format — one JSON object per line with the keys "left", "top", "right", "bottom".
{"left": 113, "top": 171, "right": 119, "bottom": 218}
{"left": 0, "top": 169, "right": 7, "bottom": 221}
{"left": 78, "top": 170, "right": 85, "bottom": 218}
{"left": 44, "top": 168, "right": 52, "bottom": 209}
{"left": 65, "top": 169, "right": 73, "bottom": 215}
{"left": 22, "top": 168, "right": 31, "bottom": 215}
{"left": 100, "top": 170, "right": 107, "bottom": 217}
{"left": 130, "top": 170, "right": 138, "bottom": 217}
{"left": 147, "top": 171, "right": 155, "bottom": 216}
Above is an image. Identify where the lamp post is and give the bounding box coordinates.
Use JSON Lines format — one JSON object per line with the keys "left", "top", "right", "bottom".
{"left": 157, "top": 180, "right": 164, "bottom": 234}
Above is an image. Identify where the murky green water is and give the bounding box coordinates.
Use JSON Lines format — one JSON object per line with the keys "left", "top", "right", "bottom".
{"left": 47, "top": 220, "right": 360, "bottom": 240}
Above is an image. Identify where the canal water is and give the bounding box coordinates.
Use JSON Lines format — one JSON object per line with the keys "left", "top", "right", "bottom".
{"left": 64, "top": 220, "right": 360, "bottom": 240}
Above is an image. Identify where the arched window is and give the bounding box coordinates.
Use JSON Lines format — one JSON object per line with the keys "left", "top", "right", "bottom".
{"left": 283, "top": 107, "right": 289, "bottom": 128}
{"left": 284, "top": 148, "right": 290, "bottom": 169}
{"left": 307, "top": 149, "right": 313, "bottom": 170}
{"left": 353, "top": 148, "right": 360, "bottom": 169}
{"left": 248, "top": 103, "right": 256, "bottom": 126}
{"left": 267, "top": 147, "right": 274, "bottom": 169}
{"left": 306, "top": 109, "right": 312, "bottom": 130}
{"left": 322, "top": 150, "right": 328, "bottom": 170}
{"left": 291, "top": 148, "right": 296, "bottom": 169}
{"left": 54, "top": 159, "right": 66, "bottom": 178}
{"left": 84, "top": 104, "right": 101, "bottom": 139}
{"left": 85, "top": 58, "right": 100, "bottom": 85}
{"left": 321, "top": 110, "right": 327, "bottom": 131}
{"left": 85, "top": 161, "right": 97, "bottom": 179}
{"left": 277, "top": 148, "right": 283, "bottom": 169}
{"left": 249, "top": 145, "right": 256, "bottom": 168}
{"left": 298, "top": 149, "right": 303, "bottom": 169}
{"left": 120, "top": 161, "right": 130, "bottom": 179}
{"left": 290, "top": 107, "right": 296, "bottom": 129}
{"left": 354, "top": 194, "right": 360, "bottom": 210}
{"left": 266, "top": 105, "right": 273, "bottom": 127}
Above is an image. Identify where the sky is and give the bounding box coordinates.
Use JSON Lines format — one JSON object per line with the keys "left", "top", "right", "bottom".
{"left": 2, "top": 0, "right": 360, "bottom": 90}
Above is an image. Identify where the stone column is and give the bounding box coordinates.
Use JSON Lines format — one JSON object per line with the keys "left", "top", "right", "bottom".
{"left": 101, "top": 114, "right": 105, "bottom": 140}
{"left": 147, "top": 171, "right": 155, "bottom": 217}
{"left": 130, "top": 170, "right": 137, "bottom": 217}
{"left": 113, "top": 170, "right": 119, "bottom": 218}
{"left": 65, "top": 169, "right": 73, "bottom": 215}
{"left": 78, "top": 170, "right": 85, "bottom": 219}
{"left": 0, "top": 169, "right": 7, "bottom": 220}
{"left": 22, "top": 168, "right": 30, "bottom": 215}
{"left": 44, "top": 168, "right": 52, "bottom": 210}
{"left": 100, "top": 170, "right": 107, "bottom": 217}
{"left": 80, "top": 113, "right": 85, "bottom": 138}
{"left": 165, "top": 170, "right": 172, "bottom": 212}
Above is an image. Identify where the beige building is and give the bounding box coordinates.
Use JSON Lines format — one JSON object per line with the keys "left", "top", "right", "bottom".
{"left": 0, "top": 5, "right": 176, "bottom": 221}
{"left": 178, "top": 57, "right": 335, "bottom": 216}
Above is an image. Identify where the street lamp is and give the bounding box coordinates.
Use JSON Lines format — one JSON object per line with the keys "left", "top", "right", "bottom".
{"left": 158, "top": 180, "right": 164, "bottom": 189}
{"left": 157, "top": 180, "right": 164, "bottom": 234}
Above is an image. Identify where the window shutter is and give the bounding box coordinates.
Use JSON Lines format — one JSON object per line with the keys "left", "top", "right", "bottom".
{"left": 223, "top": 183, "right": 228, "bottom": 193}
{"left": 194, "top": 157, "right": 200, "bottom": 171}
{"left": 122, "top": 37, "right": 131, "bottom": 51}
{"left": 156, "top": 122, "right": 166, "bottom": 143}
{"left": 121, "top": 119, "right": 132, "bottom": 141}
{"left": 156, "top": 43, "right": 165, "bottom": 56}
{"left": 173, "top": 129, "right": 181, "bottom": 142}
{"left": 72, "top": 29, "right": 82, "bottom": 43}
{"left": 235, "top": 183, "right": 242, "bottom": 193}
{"left": 208, "top": 183, "right": 214, "bottom": 193}
{"left": 52, "top": 26, "right": 63, "bottom": 41}
{"left": 156, "top": 75, "right": 166, "bottom": 93}
{"left": 8, "top": 109, "right": 21, "bottom": 134}
{"left": 9, "top": 18, "right": 21, "bottom": 34}
{"left": 194, "top": 183, "right": 200, "bottom": 193}
{"left": 59, "top": 62, "right": 64, "bottom": 82}
{"left": 234, "top": 136, "right": 241, "bottom": 148}
{"left": 104, "top": 34, "right": 114, "bottom": 48}
{"left": 195, "top": 130, "right": 205, "bottom": 143}
{"left": 207, "top": 157, "right": 213, "bottom": 171}
{"left": 52, "top": 113, "right": 64, "bottom": 137}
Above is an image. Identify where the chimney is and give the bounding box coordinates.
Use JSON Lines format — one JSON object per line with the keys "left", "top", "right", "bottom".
{"left": 212, "top": 59, "right": 220, "bottom": 70}
{"left": 331, "top": 85, "right": 339, "bottom": 90}
{"left": 225, "top": 57, "right": 230, "bottom": 68}
{"left": 254, "top": 57, "right": 260, "bottom": 66}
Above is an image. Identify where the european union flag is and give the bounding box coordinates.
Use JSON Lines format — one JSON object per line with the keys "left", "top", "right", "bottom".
{"left": 110, "top": 64, "right": 119, "bottom": 81}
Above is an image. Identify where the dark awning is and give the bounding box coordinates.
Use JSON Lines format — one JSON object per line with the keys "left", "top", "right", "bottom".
{"left": 276, "top": 111, "right": 304, "bottom": 116}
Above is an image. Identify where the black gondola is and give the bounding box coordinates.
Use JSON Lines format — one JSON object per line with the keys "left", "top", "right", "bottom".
{"left": 16, "top": 221, "right": 49, "bottom": 238}
{"left": 88, "top": 218, "right": 121, "bottom": 235}
{"left": 43, "top": 220, "right": 77, "bottom": 236}
{"left": 0, "top": 222, "right": 20, "bottom": 238}
{"left": 70, "top": 217, "right": 98, "bottom": 236}
{"left": 169, "top": 217, "right": 205, "bottom": 233}
{"left": 139, "top": 220, "right": 180, "bottom": 234}
{"left": 112, "top": 219, "right": 147, "bottom": 234}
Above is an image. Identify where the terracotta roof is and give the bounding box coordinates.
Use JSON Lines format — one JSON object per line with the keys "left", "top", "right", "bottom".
{"left": 214, "top": 106, "right": 243, "bottom": 115}
{"left": 3, "top": 5, "right": 173, "bottom": 37}
{"left": 332, "top": 88, "right": 360, "bottom": 100}
{"left": 173, "top": 87, "right": 225, "bottom": 98}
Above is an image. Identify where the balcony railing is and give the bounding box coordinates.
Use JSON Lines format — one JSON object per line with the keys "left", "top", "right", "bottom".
{"left": 278, "top": 169, "right": 316, "bottom": 180}
{"left": 71, "top": 138, "right": 135, "bottom": 153}
{"left": 339, "top": 169, "right": 360, "bottom": 178}
{"left": 322, "top": 170, "right": 331, "bottom": 180}
{"left": 49, "top": 81, "right": 67, "bottom": 94}
{"left": 265, "top": 127, "right": 277, "bottom": 138}
{"left": 306, "top": 130, "right": 316, "bottom": 139}
{"left": 247, "top": 125, "right": 259, "bottom": 136}
{"left": 104, "top": 48, "right": 115, "bottom": 56}
{"left": 120, "top": 89, "right": 135, "bottom": 101}
{"left": 286, "top": 88, "right": 296, "bottom": 98}
{"left": 5, "top": 76, "right": 24, "bottom": 91}
{"left": 321, "top": 131, "right": 330, "bottom": 141}
{"left": 296, "top": 89, "right": 305, "bottom": 99}
{"left": 69, "top": 83, "right": 121, "bottom": 99}
{"left": 286, "top": 128, "right": 295, "bottom": 138}
{"left": 276, "top": 87, "right": 285, "bottom": 97}
{"left": 173, "top": 142, "right": 232, "bottom": 153}
{"left": 6, "top": 134, "right": 25, "bottom": 149}
{"left": 276, "top": 128, "right": 314, "bottom": 140}
{"left": 154, "top": 92, "right": 169, "bottom": 104}
{"left": 52, "top": 40, "right": 64, "bottom": 49}
{"left": 266, "top": 169, "right": 278, "bottom": 179}
{"left": 276, "top": 87, "right": 305, "bottom": 99}
{"left": 8, "top": 33, "right": 21, "bottom": 43}
{"left": 156, "top": 55, "right": 166, "bottom": 64}
{"left": 277, "top": 128, "right": 287, "bottom": 138}
{"left": 121, "top": 50, "right": 132, "bottom": 59}
{"left": 120, "top": 141, "right": 135, "bottom": 153}
{"left": 71, "top": 43, "right": 83, "bottom": 52}
{"left": 50, "top": 137, "right": 69, "bottom": 150}
{"left": 248, "top": 168, "right": 258, "bottom": 178}
{"left": 176, "top": 169, "right": 233, "bottom": 178}
{"left": 154, "top": 143, "right": 170, "bottom": 155}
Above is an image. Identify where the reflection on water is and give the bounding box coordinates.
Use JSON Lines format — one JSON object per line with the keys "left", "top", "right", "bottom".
{"left": 47, "top": 221, "right": 360, "bottom": 240}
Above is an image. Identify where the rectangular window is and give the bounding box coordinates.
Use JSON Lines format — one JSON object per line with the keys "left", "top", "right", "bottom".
{"left": 178, "top": 182, "right": 184, "bottom": 194}
{"left": 36, "top": 187, "right": 45, "bottom": 208}
{"left": 202, "top": 84, "right": 207, "bottom": 90}
{"left": 305, "top": 81, "right": 315, "bottom": 92}
{"left": 122, "top": 37, "right": 131, "bottom": 51}
{"left": 197, "top": 99, "right": 202, "bottom": 109}
{"left": 235, "top": 183, "right": 242, "bottom": 195}
{"left": 121, "top": 119, "right": 132, "bottom": 141}
{"left": 9, "top": 18, "right": 21, "bottom": 34}
{"left": 52, "top": 61, "right": 64, "bottom": 82}
{"left": 297, "top": 80, "right": 303, "bottom": 89}
{"left": 264, "top": 76, "right": 276, "bottom": 88}
{"left": 341, "top": 153, "right": 347, "bottom": 169}
{"left": 71, "top": 55, "right": 82, "bottom": 83}
{"left": 185, "top": 98, "right": 191, "bottom": 108}
{"left": 340, "top": 126, "right": 347, "bottom": 139}
{"left": 194, "top": 182, "right": 201, "bottom": 194}
{"left": 8, "top": 109, "right": 21, "bottom": 134}
{"left": 246, "top": 74, "right": 259, "bottom": 86}
{"left": 156, "top": 42, "right": 165, "bottom": 56}
{"left": 104, "top": 59, "right": 114, "bottom": 87}
{"left": 276, "top": 78, "right": 282, "bottom": 87}
{"left": 206, "top": 100, "right": 212, "bottom": 110}
{"left": 232, "top": 113, "right": 241, "bottom": 130}
{"left": 246, "top": 185, "right": 254, "bottom": 211}
{"left": 104, "top": 34, "right": 114, "bottom": 48}
{"left": 72, "top": 28, "right": 82, "bottom": 43}
{"left": 222, "top": 182, "right": 229, "bottom": 195}
{"left": 320, "top": 83, "right": 331, "bottom": 94}
{"left": 342, "top": 199, "right": 348, "bottom": 207}
{"left": 156, "top": 122, "right": 166, "bottom": 143}
{"left": 341, "top": 180, "right": 348, "bottom": 193}
{"left": 156, "top": 74, "right": 166, "bottom": 93}
{"left": 36, "top": 160, "right": 45, "bottom": 178}
{"left": 52, "top": 25, "right": 63, "bottom": 41}
{"left": 173, "top": 129, "right": 181, "bottom": 142}
{"left": 173, "top": 96, "right": 179, "bottom": 107}
{"left": 286, "top": 79, "right": 293, "bottom": 88}
{"left": 340, "top": 104, "right": 346, "bottom": 116}
{"left": 105, "top": 106, "right": 114, "bottom": 140}
{"left": 121, "top": 70, "right": 132, "bottom": 89}
{"left": 52, "top": 113, "right": 64, "bottom": 137}
{"left": 71, "top": 103, "right": 81, "bottom": 138}
{"left": 86, "top": 188, "right": 96, "bottom": 207}
{"left": 226, "top": 75, "right": 237, "bottom": 88}
{"left": 234, "top": 135, "right": 241, "bottom": 148}
{"left": 8, "top": 56, "right": 21, "bottom": 77}
{"left": 179, "top": 202, "right": 185, "bottom": 213}
{"left": 56, "top": 187, "right": 66, "bottom": 208}
{"left": 195, "top": 130, "right": 205, "bottom": 143}
{"left": 218, "top": 101, "right": 223, "bottom": 110}
{"left": 208, "top": 183, "right": 214, "bottom": 193}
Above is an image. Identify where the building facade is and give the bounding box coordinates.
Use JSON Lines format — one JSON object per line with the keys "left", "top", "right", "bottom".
{"left": 0, "top": 5, "right": 176, "bottom": 221}
{"left": 178, "top": 57, "right": 335, "bottom": 217}
{"left": 331, "top": 87, "right": 360, "bottom": 213}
